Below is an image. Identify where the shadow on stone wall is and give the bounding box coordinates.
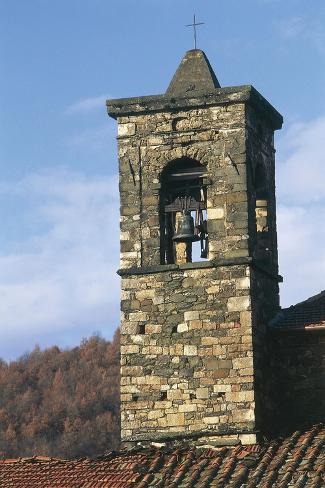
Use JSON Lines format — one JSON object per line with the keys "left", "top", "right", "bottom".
{"left": 268, "top": 330, "right": 325, "bottom": 436}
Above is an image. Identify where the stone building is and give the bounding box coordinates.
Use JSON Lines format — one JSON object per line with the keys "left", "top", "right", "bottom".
{"left": 107, "top": 49, "right": 284, "bottom": 446}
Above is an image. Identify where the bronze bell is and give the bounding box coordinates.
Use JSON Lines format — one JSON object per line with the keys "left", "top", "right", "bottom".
{"left": 173, "top": 211, "right": 200, "bottom": 243}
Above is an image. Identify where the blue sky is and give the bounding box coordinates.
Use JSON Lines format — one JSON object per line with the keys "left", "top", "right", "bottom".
{"left": 0, "top": 0, "right": 324, "bottom": 360}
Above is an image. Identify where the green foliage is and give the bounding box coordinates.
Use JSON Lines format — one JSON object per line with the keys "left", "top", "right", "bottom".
{"left": 0, "top": 330, "right": 120, "bottom": 459}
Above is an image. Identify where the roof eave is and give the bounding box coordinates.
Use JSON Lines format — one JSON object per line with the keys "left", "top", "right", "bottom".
{"left": 269, "top": 324, "right": 325, "bottom": 334}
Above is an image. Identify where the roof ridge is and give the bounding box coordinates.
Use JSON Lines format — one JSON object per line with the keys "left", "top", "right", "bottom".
{"left": 269, "top": 289, "right": 325, "bottom": 329}
{"left": 289, "top": 289, "right": 325, "bottom": 308}
{"left": 0, "top": 456, "right": 61, "bottom": 464}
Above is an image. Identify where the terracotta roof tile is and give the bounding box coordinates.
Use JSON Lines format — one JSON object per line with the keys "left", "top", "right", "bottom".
{"left": 0, "top": 425, "right": 324, "bottom": 487}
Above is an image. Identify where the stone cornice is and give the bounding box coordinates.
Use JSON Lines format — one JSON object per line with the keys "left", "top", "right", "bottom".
{"left": 122, "top": 425, "right": 258, "bottom": 444}
{"left": 107, "top": 85, "right": 283, "bottom": 130}
{"left": 118, "top": 257, "right": 282, "bottom": 282}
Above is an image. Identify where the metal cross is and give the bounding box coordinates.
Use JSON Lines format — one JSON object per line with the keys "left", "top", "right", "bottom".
{"left": 186, "top": 14, "right": 204, "bottom": 49}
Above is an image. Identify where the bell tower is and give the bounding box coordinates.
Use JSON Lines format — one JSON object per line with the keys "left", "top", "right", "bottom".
{"left": 107, "top": 49, "right": 283, "bottom": 446}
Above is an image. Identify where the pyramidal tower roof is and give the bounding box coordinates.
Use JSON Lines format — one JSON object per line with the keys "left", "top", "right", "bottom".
{"left": 166, "top": 49, "right": 221, "bottom": 96}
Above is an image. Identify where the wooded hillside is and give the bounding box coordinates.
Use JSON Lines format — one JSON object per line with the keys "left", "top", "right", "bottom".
{"left": 0, "top": 331, "right": 120, "bottom": 459}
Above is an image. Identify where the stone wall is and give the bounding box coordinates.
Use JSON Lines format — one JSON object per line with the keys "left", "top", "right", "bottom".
{"left": 250, "top": 268, "right": 280, "bottom": 432}
{"left": 120, "top": 262, "right": 257, "bottom": 445}
{"left": 246, "top": 104, "right": 279, "bottom": 276}
{"left": 111, "top": 90, "right": 282, "bottom": 446}
{"left": 269, "top": 330, "right": 325, "bottom": 432}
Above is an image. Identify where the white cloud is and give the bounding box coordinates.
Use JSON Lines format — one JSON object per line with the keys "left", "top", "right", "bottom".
{"left": 277, "top": 16, "right": 305, "bottom": 39}
{"left": 0, "top": 169, "right": 120, "bottom": 360}
{"left": 276, "top": 14, "right": 325, "bottom": 53}
{"left": 277, "top": 116, "right": 325, "bottom": 204}
{"left": 278, "top": 204, "right": 325, "bottom": 306}
{"left": 66, "top": 95, "right": 109, "bottom": 114}
{"left": 277, "top": 116, "right": 325, "bottom": 307}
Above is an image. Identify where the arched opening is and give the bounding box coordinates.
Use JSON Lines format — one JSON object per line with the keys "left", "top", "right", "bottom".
{"left": 254, "top": 163, "right": 271, "bottom": 264}
{"left": 160, "top": 157, "right": 208, "bottom": 265}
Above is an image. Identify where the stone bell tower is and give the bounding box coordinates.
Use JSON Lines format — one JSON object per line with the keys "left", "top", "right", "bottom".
{"left": 107, "top": 49, "right": 283, "bottom": 446}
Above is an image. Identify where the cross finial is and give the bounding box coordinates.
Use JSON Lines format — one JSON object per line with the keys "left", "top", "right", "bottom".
{"left": 186, "top": 14, "right": 204, "bottom": 50}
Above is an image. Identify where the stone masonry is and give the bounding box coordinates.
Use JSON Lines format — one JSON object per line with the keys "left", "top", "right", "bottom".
{"left": 107, "top": 50, "right": 283, "bottom": 446}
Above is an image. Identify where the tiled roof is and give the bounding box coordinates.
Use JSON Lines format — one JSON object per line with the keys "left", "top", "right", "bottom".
{"left": 270, "top": 290, "right": 325, "bottom": 330}
{"left": 0, "top": 425, "right": 324, "bottom": 487}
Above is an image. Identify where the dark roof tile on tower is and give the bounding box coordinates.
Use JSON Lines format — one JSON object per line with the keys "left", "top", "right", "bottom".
{"left": 270, "top": 290, "right": 325, "bottom": 330}
{"left": 166, "top": 49, "right": 221, "bottom": 96}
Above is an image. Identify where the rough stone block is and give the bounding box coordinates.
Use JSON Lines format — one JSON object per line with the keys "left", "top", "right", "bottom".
{"left": 206, "top": 285, "right": 220, "bottom": 294}
{"left": 166, "top": 413, "right": 185, "bottom": 427}
{"left": 240, "top": 311, "right": 252, "bottom": 327}
{"left": 226, "top": 391, "right": 254, "bottom": 402}
{"left": 212, "top": 345, "right": 227, "bottom": 355}
{"left": 122, "top": 367, "right": 142, "bottom": 378}
{"left": 227, "top": 296, "right": 250, "bottom": 312}
{"left": 207, "top": 207, "right": 225, "bottom": 219}
{"left": 236, "top": 277, "right": 250, "bottom": 290}
{"left": 118, "top": 123, "right": 136, "bottom": 137}
{"left": 129, "top": 311, "right": 149, "bottom": 322}
{"left": 184, "top": 345, "right": 198, "bottom": 356}
{"left": 201, "top": 337, "right": 219, "bottom": 346}
{"left": 189, "top": 320, "right": 203, "bottom": 330}
{"left": 148, "top": 410, "right": 164, "bottom": 420}
{"left": 213, "top": 384, "right": 232, "bottom": 393}
{"left": 208, "top": 220, "right": 225, "bottom": 233}
{"left": 169, "top": 344, "right": 184, "bottom": 355}
{"left": 184, "top": 311, "right": 199, "bottom": 321}
{"left": 203, "top": 416, "right": 220, "bottom": 425}
{"left": 179, "top": 404, "right": 198, "bottom": 413}
{"left": 120, "top": 231, "right": 130, "bottom": 241}
{"left": 120, "top": 345, "right": 140, "bottom": 354}
{"left": 153, "top": 295, "right": 164, "bottom": 305}
{"left": 205, "top": 359, "right": 233, "bottom": 370}
{"left": 196, "top": 388, "right": 209, "bottom": 399}
{"left": 136, "top": 289, "right": 155, "bottom": 300}
{"left": 177, "top": 323, "right": 189, "bottom": 333}
{"left": 167, "top": 389, "right": 183, "bottom": 400}
{"left": 145, "top": 324, "right": 162, "bottom": 334}
{"left": 239, "top": 433, "right": 257, "bottom": 445}
{"left": 232, "top": 357, "right": 253, "bottom": 370}
{"left": 121, "top": 323, "right": 139, "bottom": 335}
{"left": 212, "top": 369, "right": 230, "bottom": 379}
{"left": 232, "top": 408, "right": 255, "bottom": 422}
